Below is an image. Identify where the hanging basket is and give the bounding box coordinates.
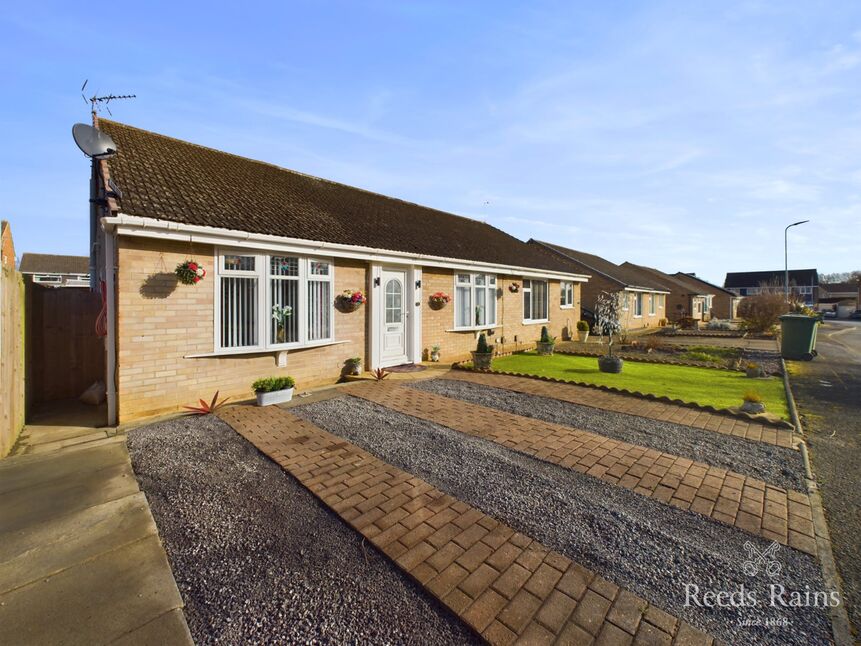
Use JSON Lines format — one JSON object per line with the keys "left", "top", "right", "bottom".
{"left": 508, "top": 282, "right": 520, "bottom": 293}
{"left": 336, "top": 289, "right": 366, "bottom": 313}
{"left": 428, "top": 292, "right": 450, "bottom": 310}
{"left": 176, "top": 260, "right": 206, "bottom": 285}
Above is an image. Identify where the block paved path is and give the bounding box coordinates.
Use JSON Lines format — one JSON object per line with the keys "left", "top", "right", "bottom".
{"left": 346, "top": 382, "right": 817, "bottom": 557}
{"left": 219, "top": 404, "right": 714, "bottom": 646}
{"left": 445, "top": 370, "right": 797, "bottom": 448}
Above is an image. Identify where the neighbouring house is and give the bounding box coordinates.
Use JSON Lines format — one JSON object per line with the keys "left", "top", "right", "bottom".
{"left": 723, "top": 269, "right": 819, "bottom": 305}
{"left": 18, "top": 253, "right": 90, "bottom": 287}
{"left": 621, "top": 263, "right": 718, "bottom": 322}
{"left": 87, "top": 120, "right": 590, "bottom": 424}
{"left": 818, "top": 281, "right": 860, "bottom": 317}
{"left": 675, "top": 273, "right": 741, "bottom": 320}
{"left": 529, "top": 241, "right": 670, "bottom": 331}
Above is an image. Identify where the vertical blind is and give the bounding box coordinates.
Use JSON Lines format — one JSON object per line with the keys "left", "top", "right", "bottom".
{"left": 221, "top": 276, "right": 258, "bottom": 347}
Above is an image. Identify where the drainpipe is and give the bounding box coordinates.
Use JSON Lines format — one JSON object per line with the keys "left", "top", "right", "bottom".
{"left": 104, "top": 228, "right": 117, "bottom": 426}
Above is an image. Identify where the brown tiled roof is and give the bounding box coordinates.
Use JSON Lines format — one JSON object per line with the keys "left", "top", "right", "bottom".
{"left": 98, "top": 120, "right": 580, "bottom": 274}
{"left": 621, "top": 262, "right": 714, "bottom": 295}
{"left": 19, "top": 253, "right": 89, "bottom": 275}
{"left": 530, "top": 241, "right": 671, "bottom": 291}
{"left": 674, "top": 272, "right": 736, "bottom": 296}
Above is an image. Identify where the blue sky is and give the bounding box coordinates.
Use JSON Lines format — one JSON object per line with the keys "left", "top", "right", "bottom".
{"left": 2, "top": 1, "right": 859, "bottom": 284}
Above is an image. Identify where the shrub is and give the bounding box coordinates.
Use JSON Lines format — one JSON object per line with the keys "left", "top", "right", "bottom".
{"left": 252, "top": 376, "right": 295, "bottom": 393}
{"left": 539, "top": 326, "right": 554, "bottom": 343}
{"left": 476, "top": 333, "right": 491, "bottom": 353}
{"left": 707, "top": 319, "right": 731, "bottom": 330}
{"left": 737, "top": 293, "right": 788, "bottom": 333}
{"left": 576, "top": 320, "right": 590, "bottom": 331}
{"left": 743, "top": 389, "right": 763, "bottom": 403}
{"left": 642, "top": 335, "right": 663, "bottom": 352}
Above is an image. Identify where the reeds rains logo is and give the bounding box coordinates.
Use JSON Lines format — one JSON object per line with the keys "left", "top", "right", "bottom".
{"left": 683, "top": 540, "right": 840, "bottom": 611}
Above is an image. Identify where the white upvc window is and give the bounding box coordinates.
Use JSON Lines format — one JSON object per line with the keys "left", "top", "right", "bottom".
{"left": 648, "top": 293, "right": 655, "bottom": 316}
{"left": 216, "top": 250, "right": 334, "bottom": 352}
{"left": 523, "top": 279, "right": 549, "bottom": 322}
{"left": 633, "top": 292, "right": 643, "bottom": 317}
{"left": 560, "top": 281, "right": 574, "bottom": 308}
{"left": 454, "top": 273, "right": 497, "bottom": 328}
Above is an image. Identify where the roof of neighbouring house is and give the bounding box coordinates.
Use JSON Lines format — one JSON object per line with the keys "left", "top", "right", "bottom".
{"left": 528, "top": 241, "right": 670, "bottom": 291}
{"left": 674, "top": 272, "right": 736, "bottom": 296}
{"left": 820, "top": 281, "right": 860, "bottom": 294}
{"left": 618, "top": 262, "right": 713, "bottom": 295}
{"left": 723, "top": 269, "right": 819, "bottom": 289}
{"left": 18, "top": 253, "right": 89, "bottom": 275}
{"left": 96, "top": 120, "right": 584, "bottom": 275}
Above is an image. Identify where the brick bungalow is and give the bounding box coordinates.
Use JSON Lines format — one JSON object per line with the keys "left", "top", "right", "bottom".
{"left": 724, "top": 269, "right": 819, "bottom": 306}
{"left": 621, "top": 263, "right": 718, "bottom": 322}
{"left": 673, "top": 272, "right": 740, "bottom": 320}
{"left": 529, "top": 241, "right": 670, "bottom": 331}
{"left": 88, "top": 120, "right": 589, "bottom": 424}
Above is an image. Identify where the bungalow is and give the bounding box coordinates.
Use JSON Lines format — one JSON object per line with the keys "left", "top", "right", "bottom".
{"left": 674, "top": 273, "right": 741, "bottom": 320}
{"left": 724, "top": 269, "right": 819, "bottom": 305}
{"left": 87, "top": 120, "right": 589, "bottom": 424}
{"left": 529, "top": 241, "right": 670, "bottom": 331}
{"left": 818, "top": 281, "right": 859, "bottom": 318}
{"left": 621, "top": 263, "right": 717, "bottom": 322}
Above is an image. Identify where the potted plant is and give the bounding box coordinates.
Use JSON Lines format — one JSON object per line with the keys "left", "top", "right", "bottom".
{"left": 252, "top": 376, "right": 296, "bottom": 406}
{"left": 745, "top": 362, "right": 763, "bottom": 378}
{"left": 335, "top": 289, "right": 366, "bottom": 313}
{"left": 536, "top": 326, "right": 556, "bottom": 355}
{"left": 272, "top": 304, "right": 293, "bottom": 343}
{"left": 741, "top": 389, "right": 765, "bottom": 414}
{"left": 595, "top": 291, "right": 624, "bottom": 373}
{"left": 428, "top": 292, "right": 450, "bottom": 310}
{"left": 470, "top": 333, "right": 494, "bottom": 371}
{"left": 430, "top": 345, "right": 441, "bottom": 362}
{"left": 576, "top": 320, "right": 590, "bottom": 342}
{"left": 344, "top": 357, "right": 362, "bottom": 376}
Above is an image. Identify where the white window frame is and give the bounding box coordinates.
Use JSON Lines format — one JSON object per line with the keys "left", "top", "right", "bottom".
{"left": 215, "top": 249, "right": 335, "bottom": 353}
{"left": 648, "top": 293, "right": 655, "bottom": 316}
{"left": 633, "top": 292, "right": 643, "bottom": 318}
{"left": 453, "top": 272, "right": 498, "bottom": 330}
{"left": 522, "top": 279, "right": 549, "bottom": 323}
{"left": 560, "top": 281, "right": 574, "bottom": 308}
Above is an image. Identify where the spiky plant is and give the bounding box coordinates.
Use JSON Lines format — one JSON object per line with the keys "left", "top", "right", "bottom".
{"left": 183, "top": 391, "right": 230, "bottom": 415}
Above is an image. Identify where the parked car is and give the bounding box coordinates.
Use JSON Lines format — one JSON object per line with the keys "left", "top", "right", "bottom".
{"left": 849, "top": 310, "right": 861, "bottom": 320}
{"left": 822, "top": 310, "right": 838, "bottom": 319}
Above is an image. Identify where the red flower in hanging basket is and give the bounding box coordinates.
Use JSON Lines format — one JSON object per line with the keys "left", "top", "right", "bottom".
{"left": 508, "top": 282, "right": 520, "bottom": 293}
{"left": 428, "top": 292, "right": 450, "bottom": 309}
{"left": 336, "top": 289, "right": 365, "bottom": 311}
{"left": 176, "top": 260, "right": 206, "bottom": 285}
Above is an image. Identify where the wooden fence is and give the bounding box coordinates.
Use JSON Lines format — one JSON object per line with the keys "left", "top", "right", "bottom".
{"left": 1, "top": 222, "right": 25, "bottom": 457}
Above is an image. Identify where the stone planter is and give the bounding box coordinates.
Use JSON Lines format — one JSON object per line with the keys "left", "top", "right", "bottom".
{"left": 741, "top": 401, "right": 766, "bottom": 414}
{"left": 470, "top": 350, "right": 494, "bottom": 371}
{"left": 577, "top": 331, "right": 589, "bottom": 342}
{"left": 345, "top": 363, "right": 362, "bottom": 376}
{"left": 430, "top": 351, "right": 440, "bottom": 362}
{"left": 536, "top": 341, "right": 555, "bottom": 356}
{"left": 256, "top": 387, "right": 294, "bottom": 406}
{"left": 598, "top": 355, "right": 624, "bottom": 373}
{"left": 745, "top": 366, "right": 763, "bottom": 378}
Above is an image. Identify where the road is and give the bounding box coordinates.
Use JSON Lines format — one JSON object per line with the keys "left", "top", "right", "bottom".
{"left": 788, "top": 320, "right": 861, "bottom": 638}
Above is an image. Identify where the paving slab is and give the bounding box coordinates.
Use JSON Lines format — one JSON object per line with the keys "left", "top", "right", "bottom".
{"left": 0, "top": 535, "right": 185, "bottom": 645}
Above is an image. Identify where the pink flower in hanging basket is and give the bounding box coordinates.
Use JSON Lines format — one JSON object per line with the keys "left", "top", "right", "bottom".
{"left": 176, "top": 260, "right": 205, "bottom": 286}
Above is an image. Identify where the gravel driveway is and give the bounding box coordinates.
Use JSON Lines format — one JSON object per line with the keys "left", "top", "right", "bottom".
{"left": 412, "top": 377, "right": 805, "bottom": 491}
{"left": 294, "top": 396, "right": 832, "bottom": 646}
{"left": 127, "top": 415, "right": 480, "bottom": 645}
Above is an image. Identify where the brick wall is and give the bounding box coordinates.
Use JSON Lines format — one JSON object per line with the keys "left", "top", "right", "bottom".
{"left": 580, "top": 276, "right": 665, "bottom": 330}
{"left": 421, "top": 269, "right": 581, "bottom": 363}
{"left": 116, "top": 237, "right": 368, "bottom": 422}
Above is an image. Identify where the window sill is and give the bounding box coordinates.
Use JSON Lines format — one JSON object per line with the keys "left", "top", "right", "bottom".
{"left": 446, "top": 325, "right": 497, "bottom": 333}
{"left": 522, "top": 319, "right": 549, "bottom": 325}
{"left": 560, "top": 305, "right": 575, "bottom": 310}
{"left": 185, "top": 339, "right": 351, "bottom": 358}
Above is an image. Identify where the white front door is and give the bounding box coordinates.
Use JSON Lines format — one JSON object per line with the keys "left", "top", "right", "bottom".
{"left": 380, "top": 268, "right": 409, "bottom": 367}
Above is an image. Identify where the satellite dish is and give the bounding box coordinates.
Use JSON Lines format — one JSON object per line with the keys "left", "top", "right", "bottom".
{"left": 72, "top": 123, "right": 117, "bottom": 159}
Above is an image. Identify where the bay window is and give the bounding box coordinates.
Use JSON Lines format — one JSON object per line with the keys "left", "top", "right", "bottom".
{"left": 523, "top": 279, "right": 548, "bottom": 322}
{"left": 455, "top": 273, "right": 497, "bottom": 328}
{"left": 217, "top": 251, "right": 334, "bottom": 351}
{"left": 560, "top": 281, "right": 574, "bottom": 308}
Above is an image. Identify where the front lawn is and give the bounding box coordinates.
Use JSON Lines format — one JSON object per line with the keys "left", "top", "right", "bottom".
{"left": 489, "top": 352, "right": 789, "bottom": 419}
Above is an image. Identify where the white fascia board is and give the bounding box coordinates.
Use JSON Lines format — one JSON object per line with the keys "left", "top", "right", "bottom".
{"left": 622, "top": 287, "right": 671, "bottom": 294}
{"left": 103, "top": 214, "right": 591, "bottom": 282}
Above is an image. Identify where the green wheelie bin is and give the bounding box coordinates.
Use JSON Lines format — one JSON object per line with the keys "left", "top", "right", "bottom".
{"left": 779, "top": 314, "right": 818, "bottom": 361}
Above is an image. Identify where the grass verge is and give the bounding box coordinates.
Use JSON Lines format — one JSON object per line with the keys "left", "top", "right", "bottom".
{"left": 489, "top": 352, "right": 789, "bottom": 419}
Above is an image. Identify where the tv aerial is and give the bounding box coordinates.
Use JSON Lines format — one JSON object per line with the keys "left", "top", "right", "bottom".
{"left": 80, "top": 79, "right": 136, "bottom": 117}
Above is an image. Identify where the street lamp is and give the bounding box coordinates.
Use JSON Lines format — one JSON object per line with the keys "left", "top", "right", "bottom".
{"left": 784, "top": 220, "right": 810, "bottom": 301}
